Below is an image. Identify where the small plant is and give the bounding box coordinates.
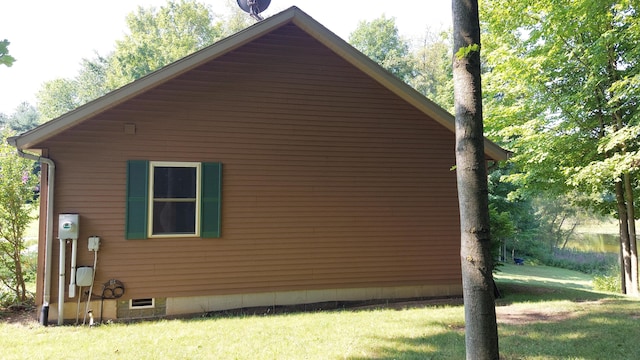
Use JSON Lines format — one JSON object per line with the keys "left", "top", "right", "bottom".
{"left": 592, "top": 264, "right": 622, "bottom": 293}
{"left": 593, "top": 274, "right": 620, "bottom": 293}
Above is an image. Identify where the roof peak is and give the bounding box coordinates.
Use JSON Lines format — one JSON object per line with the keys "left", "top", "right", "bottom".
{"left": 9, "top": 6, "right": 508, "bottom": 161}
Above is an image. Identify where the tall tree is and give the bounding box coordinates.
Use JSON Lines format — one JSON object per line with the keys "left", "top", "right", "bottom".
{"left": 106, "top": 0, "right": 226, "bottom": 88}
{"left": 0, "top": 39, "right": 15, "bottom": 67}
{"left": 349, "top": 15, "right": 415, "bottom": 83}
{"left": 37, "top": 55, "right": 111, "bottom": 122}
{"left": 488, "top": 164, "right": 541, "bottom": 261}
{"left": 36, "top": 0, "right": 230, "bottom": 122}
{"left": 36, "top": 78, "right": 80, "bottom": 122}
{"left": 3, "top": 102, "right": 40, "bottom": 133}
{"left": 452, "top": 0, "right": 499, "bottom": 358}
{"left": 482, "top": 0, "right": 640, "bottom": 295}
{"left": 410, "top": 28, "right": 454, "bottom": 111}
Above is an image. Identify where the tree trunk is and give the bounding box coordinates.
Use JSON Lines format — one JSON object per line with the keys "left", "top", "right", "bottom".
{"left": 624, "top": 172, "right": 638, "bottom": 295}
{"left": 615, "top": 180, "right": 633, "bottom": 294}
{"left": 452, "top": 0, "right": 499, "bottom": 359}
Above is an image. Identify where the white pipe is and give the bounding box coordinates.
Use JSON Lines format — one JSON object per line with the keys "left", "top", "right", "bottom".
{"left": 8, "top": 141, "right": 55, "bottom": 326}
{"left": 83, "top": 249, "right": 98, "bottom": 326}
{"left": 58, "top": 238, "right": 66, "bottom": 325}
{"left": 69, "top": 239, "right": 77, "bottom": 298}
{"left": 41, "top": 158, "right": 55, "bottom": 325}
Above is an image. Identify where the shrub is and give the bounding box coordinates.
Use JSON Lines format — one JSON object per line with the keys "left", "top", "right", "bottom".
{"left": 593, "top": 264, "right": 622, "bottom": 293}
{"left": 0, "top": 130, "right": 39, "bottom": 304}
{"left": 593, "top": 274, "right": 620, "bottom": 293}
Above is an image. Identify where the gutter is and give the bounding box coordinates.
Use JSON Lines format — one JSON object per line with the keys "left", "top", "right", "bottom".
{"left": 7, "top": 137, "right": 55, "bottom": 326}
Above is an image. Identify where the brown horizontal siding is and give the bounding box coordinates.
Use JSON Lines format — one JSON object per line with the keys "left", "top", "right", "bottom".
{"left": 39, "top": 23, "right": 462, "bottom": 302}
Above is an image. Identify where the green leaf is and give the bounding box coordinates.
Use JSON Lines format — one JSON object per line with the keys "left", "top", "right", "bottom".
{"left": 455, "top": 43, "right": 480, "bottom": 59}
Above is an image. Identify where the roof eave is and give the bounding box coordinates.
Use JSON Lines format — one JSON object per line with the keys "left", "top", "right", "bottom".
{"left": 12, "top": 6, "right": 509, "bottom": 161}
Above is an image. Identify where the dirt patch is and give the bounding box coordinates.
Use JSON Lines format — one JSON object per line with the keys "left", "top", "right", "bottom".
{"left": 0, "top": 309, "right": 38, "bottom": 326}
{"left": 495, "top": 300, "right": 608, "bottom": 325}
{"left": 496, "top": 307, "right": 575, "bottom": 325}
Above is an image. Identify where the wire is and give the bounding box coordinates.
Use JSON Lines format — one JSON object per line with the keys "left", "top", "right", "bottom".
{"left": 75, "top": 286, "right": 82, "bottom": 325}
{"left": 82, "top": 250, "right": 98, "bottom": 325}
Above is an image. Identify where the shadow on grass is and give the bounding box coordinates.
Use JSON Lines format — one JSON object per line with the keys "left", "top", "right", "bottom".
{"left": 495, "top": 280, "right": 615, "bottom": 304}
{"left": 347, "top": 331, "right": 466, "bottom": 360}
{"left": 346, "top": 297, "right": 640, "bottom": 360}
{"left": 345, "top": 266, "right": 635, "bottom": 360}
{"left": 498, "top": 298, "right": 640, "bottom": 360}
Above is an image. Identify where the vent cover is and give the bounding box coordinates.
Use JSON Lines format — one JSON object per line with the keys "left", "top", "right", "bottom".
{"left": 130, "top": 298, "right": 155, "bottom": 309}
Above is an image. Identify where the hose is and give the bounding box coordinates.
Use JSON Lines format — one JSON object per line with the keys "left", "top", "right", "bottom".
{"left": 100, "top": 279, "right": 125, "bottom": 323}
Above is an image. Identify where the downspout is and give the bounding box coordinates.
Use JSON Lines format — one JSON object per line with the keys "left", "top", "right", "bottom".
{"left": 7, "top": 138, "right": 55, "bottom": 326}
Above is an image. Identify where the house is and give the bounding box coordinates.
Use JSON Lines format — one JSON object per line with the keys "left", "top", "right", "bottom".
{"left": 9, "top": 7, "right": 508, "bottom": 325}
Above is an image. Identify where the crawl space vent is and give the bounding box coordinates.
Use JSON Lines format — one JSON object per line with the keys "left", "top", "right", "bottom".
{"left": 130, "top": 298, "right": 155, "bottom": 309}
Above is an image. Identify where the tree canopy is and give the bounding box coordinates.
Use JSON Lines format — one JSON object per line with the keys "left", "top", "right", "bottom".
{"left": 36, "top": 56, "right": 111, "bottom": 121}
{"left": 35, "top": 0, "right": 248, "bottom": 122}
{"left": 482, "top": 0, "right": 640, "bottom": 294}
{"left": 0, "top": 102, "right": 40, "bottom": 133}
{"left": 409, "top": 28, "right": 454, "bottom": 111}
{"left": 349, "top": 16, "right": 415, "bottom": 83}
{"left": 106, "top": 0, "right": 227, "bottom": 89}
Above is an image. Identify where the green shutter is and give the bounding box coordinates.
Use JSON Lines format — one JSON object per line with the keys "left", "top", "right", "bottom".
{"left": 125, "top": 160, "right": 149, "bottom": 239}
{"left": 201, "top": 162, "right": 222, "bottom": 238}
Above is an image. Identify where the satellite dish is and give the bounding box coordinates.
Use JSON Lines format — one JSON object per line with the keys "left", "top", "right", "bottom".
{"left": 237, "top": 0, "right": 271, "bottom": 20}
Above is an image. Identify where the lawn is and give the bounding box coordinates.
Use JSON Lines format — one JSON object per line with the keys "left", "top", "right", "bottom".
{"left": 2, "top": 264, "right": 639, "bottom": 359}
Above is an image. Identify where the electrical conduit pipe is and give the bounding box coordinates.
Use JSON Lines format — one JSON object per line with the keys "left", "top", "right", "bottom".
{"left": 8, "top": 140, "right": 56, "bottom": 326}
{"left": 58, "top": 238, "right": 65, "bottom": 325}
{"left": 69, "top": 239, "right": 77, "bottom": 298}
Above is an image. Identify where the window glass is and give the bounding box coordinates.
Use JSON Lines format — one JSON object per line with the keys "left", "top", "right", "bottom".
{"left": 152, "top": 202, "right": 196, "bottom": 234}
{"left": 149, "top": 162, "right": 200, "bottom": 237}
{"left": 153, "top": 167, "right": 196, "bottom": 198}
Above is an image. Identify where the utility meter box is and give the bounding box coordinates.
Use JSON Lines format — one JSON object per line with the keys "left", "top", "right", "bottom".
{"left": 88, "top": 236, "right": 100, "bottom": 251}
{"left": 58, "top": 214, "right": 79, "bottom": 239}
{"left": 76, "top": 266, "right": 94, "bottom": 287}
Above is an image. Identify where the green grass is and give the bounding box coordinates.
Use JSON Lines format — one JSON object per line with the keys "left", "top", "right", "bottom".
{"left": 2, "top": 264, "right": 639, "bottom": 359}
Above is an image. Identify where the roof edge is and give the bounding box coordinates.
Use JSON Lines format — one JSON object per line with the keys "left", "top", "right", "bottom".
{"left": 12, "top": 7, "right": 300, "bottom": 150}
{"left": 12, "top": 6, "right": 509, "bottom": 161}
{"left": 289, "top": 10, "right": 509, "bottom": 161}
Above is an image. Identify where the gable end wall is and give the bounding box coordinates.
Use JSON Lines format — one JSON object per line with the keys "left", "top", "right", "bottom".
{"left": 37, "top": 24, "right": 462, "bottom": 316}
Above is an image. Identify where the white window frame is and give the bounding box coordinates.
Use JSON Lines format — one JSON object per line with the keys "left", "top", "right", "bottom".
{"left": 148, "top": 161, "right": 201, "bottom": 238}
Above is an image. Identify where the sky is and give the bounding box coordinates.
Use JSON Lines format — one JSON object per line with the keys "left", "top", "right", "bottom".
{"left": 0, "top": 0, "right": 452, "bottom": 115}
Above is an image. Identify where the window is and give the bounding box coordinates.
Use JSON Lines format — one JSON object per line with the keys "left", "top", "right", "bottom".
{"left": 125, "top": 160, "right": 222, "bottom": 239}
{"left": 150, "top": 162, "right": 200, "bottom": 237}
